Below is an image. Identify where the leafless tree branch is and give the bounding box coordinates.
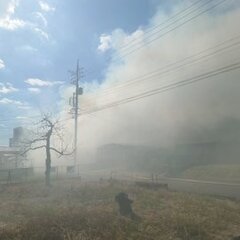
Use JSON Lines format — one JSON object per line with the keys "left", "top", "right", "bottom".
{"left": 21, "top": 145, "right": 46, "bottom": 155}
{"left": 50, "top": 147, "right": 74, "bottom": 157}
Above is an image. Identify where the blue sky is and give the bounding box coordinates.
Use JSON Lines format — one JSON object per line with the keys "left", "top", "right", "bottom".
{"left": 0, "top": 0, "right": 239, "bottom": 146}
{"left": 0, "top": 0, "right": 166, "bottom": 144}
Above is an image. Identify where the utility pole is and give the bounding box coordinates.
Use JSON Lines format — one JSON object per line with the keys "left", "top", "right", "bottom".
{"left": 69, "top": 60, "right": 83, "bottom": 169}
{"left": 74, "top": 60, "right": 79, "bottom": 167}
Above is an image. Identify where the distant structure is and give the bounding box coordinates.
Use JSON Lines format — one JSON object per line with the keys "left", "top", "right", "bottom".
{"left": 96, "top": 144, "right": 168, "bottom": 173}
{"left": 96, "top": 138, "right": 240, "bottom": 176}
{"left": 0, "top": 146, "right": 21, "bottom": 169}
{"left": 0, "top": 127, "right": 28, "bottom": 169}
{"left": 9, "top": 127, "right": 26, "bottom": 147}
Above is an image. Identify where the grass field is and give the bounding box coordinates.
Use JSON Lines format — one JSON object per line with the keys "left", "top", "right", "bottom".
{"left": 181, "top": 164, "right": 240, "bottom": 182}
{"left": 0, "top": 178, "right": 239, "bottom": 239}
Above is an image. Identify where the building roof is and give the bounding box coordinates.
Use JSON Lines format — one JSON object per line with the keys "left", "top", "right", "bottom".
{"left": 0, "top": 146, "right": 20, "bottom": 153}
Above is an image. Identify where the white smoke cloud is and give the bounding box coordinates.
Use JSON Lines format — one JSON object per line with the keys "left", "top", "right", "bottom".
{"left": 98, "top": 34, "right": 112, "bottom": 52}
{"left": 59, "top": 1, "right": 240, "bottom": 162}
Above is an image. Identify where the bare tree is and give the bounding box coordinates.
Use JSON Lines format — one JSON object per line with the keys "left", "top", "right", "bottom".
{"left": 22, "top": 115, "right": 72, "bottom": 186}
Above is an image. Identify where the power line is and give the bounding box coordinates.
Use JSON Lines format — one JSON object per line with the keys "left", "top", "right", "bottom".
{"left": 79, "top": 61, "right": 240, "bottom": 116}
{"left": 82, "top": 0, "right": 216, "bottom": 78}
{"left": 117, "top": 0, "right": 205, "bottom": 52}
{"left": 84, "top": 0, "right": 227, "bottom": 84}
{"left": 113, "top": 0, "right": 227, "bottom": 60}
{"left": 117, "top": 0, "right": 211, "bottom": 54}
{"left": 80, "top": 35, "right": 240, "bottom": 107}
{"left": 108, "top": 40, "right": 240, "bottom": 95}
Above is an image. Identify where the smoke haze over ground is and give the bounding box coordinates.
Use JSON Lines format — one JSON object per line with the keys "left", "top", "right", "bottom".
{"left": 19, "top": 1, "right": 240, "bottom": 168}
{"left": 57, "top": 1, "right": 240, "bottom": 165}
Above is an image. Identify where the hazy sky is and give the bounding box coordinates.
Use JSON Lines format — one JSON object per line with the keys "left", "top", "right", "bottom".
{"left": 0, "top": 0, "right": 162, "bottom": 144}
{"left": 0, "top": 0, "right": 239, "bottom": 148}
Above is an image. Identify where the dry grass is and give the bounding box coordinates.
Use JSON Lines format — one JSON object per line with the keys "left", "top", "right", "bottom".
{"left": 181, "top": 164, "right": 240, "bottom": 182}
{"left": 0, "top": 179, "right": 239, "bottom": 239}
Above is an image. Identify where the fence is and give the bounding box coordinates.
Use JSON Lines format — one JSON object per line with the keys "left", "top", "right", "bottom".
{"left": 0, "top": 168, "right": 34, "bottom": 183}
{"left": 0, "top": 165, "right": 161, "bottom": 184}
{"left": 0, "top": 165, "right": 104, "bottom": 184}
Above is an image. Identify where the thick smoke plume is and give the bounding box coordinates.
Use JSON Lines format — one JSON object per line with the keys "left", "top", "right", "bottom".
{"left": 57, "top": 1, "right": 240, "bottom": 165}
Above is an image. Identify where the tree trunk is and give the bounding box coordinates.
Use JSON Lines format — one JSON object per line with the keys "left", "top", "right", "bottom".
{"left": 45, "top": 159, "right": 51, "bottom": 186}
{"left": 45, "top": 137, "right": 51, "bottom": 186}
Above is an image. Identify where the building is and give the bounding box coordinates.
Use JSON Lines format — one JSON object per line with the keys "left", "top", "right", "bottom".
{"left": 9, "top": 127, "right": 26, "bottom": 147}
{"left": 0, "top": 146, "right": 22, "bottom": 169}
{"left": 96, "top": 144, "right": 168, "bottom": 173}
{"left": 0, "top": 127, "right": 28, "bottom": 169}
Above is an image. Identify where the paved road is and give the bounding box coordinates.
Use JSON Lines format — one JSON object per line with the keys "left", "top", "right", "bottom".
{"left": 111, "top": 172, "right": 240, "bottom": 199}
{"left": 80, "top": 170, "right": 240, "bottom": 199}
{"left": 158, "top": 177, "right": 240, "bottom": 199}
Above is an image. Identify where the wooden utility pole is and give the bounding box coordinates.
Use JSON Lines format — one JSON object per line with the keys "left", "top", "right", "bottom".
{"left": 69, "top": 60, "right": 83, "bottom": 169}
{"left": 74, "top": 60, "right": 79, "bottom": 167}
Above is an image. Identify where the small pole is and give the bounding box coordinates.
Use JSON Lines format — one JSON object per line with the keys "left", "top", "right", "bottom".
{"left": 151, "top": 173, "right": 154, "bottom": 183}
{"left": 25, "top": 168, "right": 28, "bottom": 182}
{"left": 7, "top": 170, "right": 11, "bottom": 184}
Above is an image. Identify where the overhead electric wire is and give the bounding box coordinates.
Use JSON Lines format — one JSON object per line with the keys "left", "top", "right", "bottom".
{"left": 79, "top": 61, "right": 240, "bottom": 116}
{"left": 80, "top": 35, "right": 240, "bottom": 107}
{"left": 83, "top": 0, "right": 226, "bottom": 79}
{"left": 117, "top": 0, "right": 205, "bottom": 51}
{"left": 116, "top": 0, "right": 212, "bottom": 54}
{"left": 0, "top": 0, "right": 233, "bottom": 131}
{"left": 102, "top": 39, "right": 240, "bottom": 95}
{"left": 4, "top": 62, "right": 238, "bottom": 132}
{"left": 113, "top": 0, "right": 227, "bottom": 60}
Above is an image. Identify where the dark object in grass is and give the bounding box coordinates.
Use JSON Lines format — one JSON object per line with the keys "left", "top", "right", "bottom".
{"left": 115, "top": 192, "right": 133, "bottom": 217}
{"left": 115, "top": 192, "right": 141, "bottom": 221}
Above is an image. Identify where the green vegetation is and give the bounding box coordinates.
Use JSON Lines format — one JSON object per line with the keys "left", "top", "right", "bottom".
{"left": 0, "top": 179, "right": 239, "bottom": 239}
{"left": 181, "top": 164, "right": 240, "bottom": 182}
